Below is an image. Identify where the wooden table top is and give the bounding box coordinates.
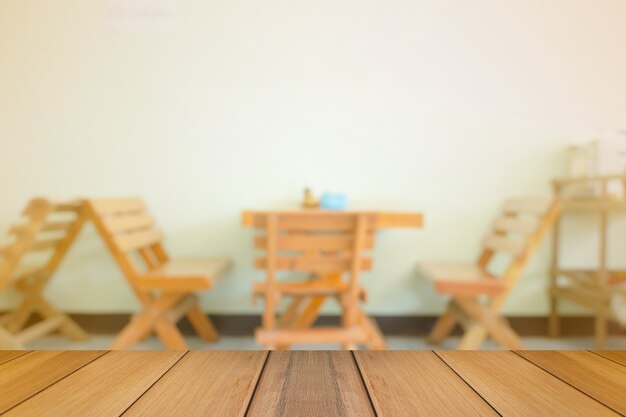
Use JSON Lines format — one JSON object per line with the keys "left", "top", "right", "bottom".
{"left": 0, "top": 350, "right": 624, "bottom": 416}
{"left": 242, "top": 209, "right": 424, "bottom": 229}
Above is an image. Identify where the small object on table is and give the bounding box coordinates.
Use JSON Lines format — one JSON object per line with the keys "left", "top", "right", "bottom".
{"left": 301, "top": 188, "right": 319, "bottom": 208}
{"left": 320, "top": 193, "right": 347, "bottom": 210}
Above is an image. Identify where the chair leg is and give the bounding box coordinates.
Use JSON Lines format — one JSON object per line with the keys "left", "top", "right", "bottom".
{"left": 35, "top": 296, "right": 88, "bottom": 341}
{"left": 154, "top": 319, "right": 188, "bottom": 350}
{"left": 278, "top": 295, "right": 306, "bottom": 328}
{"left": 187, "top": 304, "right": 219, "bottom": 342}
{"left": 548, "top": 292, "right": 560, "bottom": 338}
{"left": 357, "top": 309, "right": 386, "bottom": 350}
{"left": 0, "top": 325, "right": 23, "bottom": 349}
{"left": 427, "top": 305, "right": 458, "bottom": 345}
{"left": 455, "top": 297, "right": 524, "bottom": 350}
{"left": 110, "top": 312, "right": 155, "bottom": 350}
{"left": 0, "top": 313, "right": 14, "bottom": 325}
{"left": 457, "top": 324, "right": 489, "bottom": 350}
{"left": 595, "top": 312, "right": 608, "bottom": 350}
{"left": 4, "top": 297, "right": 36, "bottom": 333}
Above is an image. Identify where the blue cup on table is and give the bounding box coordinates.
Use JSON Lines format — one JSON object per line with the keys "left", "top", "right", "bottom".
{"left": 320, "top": 193, "right": 347, "bottom": 210}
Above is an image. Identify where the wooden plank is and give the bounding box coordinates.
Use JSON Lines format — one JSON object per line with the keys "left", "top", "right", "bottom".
{"left": 28, "top": 237, "right": 63, "bottom": 252}
{"left": 0, "top": 350, "right": 30, "bottom": 366}
{"left": 252, "top": 280, "right": 353, "bottom": 296}
{"left": 244, "top": 212, "right": 377, "bottom": 232}
{"left": 112, "top": 229, "right": 163, "bottom": 252}
{"left": 24, "top": 200, "right": 82, "bottom": 215}
{"left": 256, "top": 327, "right": 366, "bottom": 346}
{"left": 0, "top": 243, "right": 15, "bottom": 257}
{"left": 492, "top": 216, "right": 538, "bottom": 235}
{"left": 88, "top": 198, "right": 145, "bottom": 215}
{"left": 592, "top": 350, "right": 626, "bottom": 367}
{"left": 255, "top": 256, "right": 372, "bottom": 272}
{"left": 355, "top": 351, "right": 497, "bottom": 417}
{"left": 102, "top": 213, "right": 155, "bottom": 234}
{"left": 124, "top": 351, "right": 267, "bottom": 417}
{"left": 254, "top": 234, "right": 375, "bottom": 251}
{"left": 50, "top": 201, "right": 83, "bottom": 212}
{"left": 4, "top": 351, "right": 184, "bottom": 417}
{"left": 517, "top": 351, "right": 626, "bottom": 415}
{"left": 242, "top": 210, "right": 423, "bottom": 229}
{"left": 553, "top": 174, "right": 626, "bottom": 187}
{"left": 438, "top": 351, "right": 620, "bottom": 417}
{"left": 40, "top": 221, "right": 74, "bottom": 232}
{"left": 14, "top": 315, "right": 65, "bottom": 344}
{"left": 503, "top": 197, "right": 554, "bottom": 214}
{"left": 482, "top": 234, "right": 525, "bottom": 256}
{"left": 376, "top": 212, "right": 423, "bottom": 228}
{"left": 0, "top": 351, "right": 105, "bottom": 414}
{"left": 247, "top": 351, "right": 375, "bottom": 417}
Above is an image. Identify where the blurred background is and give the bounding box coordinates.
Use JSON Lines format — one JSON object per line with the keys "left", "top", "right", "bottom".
{"left": 1, "top": 0, "right": 625, "bottom": 349}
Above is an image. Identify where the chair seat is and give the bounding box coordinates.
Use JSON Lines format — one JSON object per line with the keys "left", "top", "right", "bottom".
{"left": 419, "top": 262, "right": 506, "bottom": 296}
{"left": 138, "top": 258, "right": 232, "bottom": 291}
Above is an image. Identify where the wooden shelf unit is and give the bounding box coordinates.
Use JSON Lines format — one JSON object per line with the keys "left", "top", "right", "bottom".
{"left": 550, "top": 175, "right": 626, "bottom": 348}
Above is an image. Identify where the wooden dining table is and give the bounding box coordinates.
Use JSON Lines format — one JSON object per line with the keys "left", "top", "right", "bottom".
{"left": 242, "top": 209, "right": 423, "bottom": 349}
{"left": 0, "top": 350, "right": 624, "bottom": 416}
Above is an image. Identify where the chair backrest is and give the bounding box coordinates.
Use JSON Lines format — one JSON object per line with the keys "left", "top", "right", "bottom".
{"left": 479, "top": 197, "right": 561, "bottom": 286}
{"left": 0, "top": 198, "right": 86, "bottom": 289}
{"left": 86, "top": 198, "right": 169, "bottom": 283}
{"left": 251, "top": 211, "right": 377, "bottom": 287}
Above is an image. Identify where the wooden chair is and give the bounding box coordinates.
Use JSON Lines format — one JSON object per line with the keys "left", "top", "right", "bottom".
{"left": 251, "top": 211, "right": 384, "bottom": 350}
{"left": 419, "top": 197, "right": 561, "bottom": 350}
{"left": 86, "top": 198, "right": 232, "bottom": 350}
{"left": 0, "top": 199, "right": 88, "bottom": 349}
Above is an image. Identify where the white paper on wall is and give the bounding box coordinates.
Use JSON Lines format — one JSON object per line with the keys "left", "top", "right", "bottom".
{"left": 105, "top": 0, "right": 176, "bottom": 32}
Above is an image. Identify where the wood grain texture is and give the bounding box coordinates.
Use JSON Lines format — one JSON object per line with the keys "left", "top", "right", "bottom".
{"left": 517, "top": 350, "right": 626, "bottom": 415}
{"left": 355, "top": 351, "right": 497, "bottom": 417}
{"left": 247, "top": 351, "right": 374, "bottom": 417}
{"left": 592, "top": 350, "right": 626, "bottom": 367}
{"left": 3, "top": 351, "right": 184, "bottom": 417}
{"left": 124, "top": 351, "right": 267, "bottom": 417}
{"left": 0, "top": 350, "right": 29, "bottom": 365}
{"left": 0, "top": 351, "right": 105, "bottom": 414}
{"left": 438, "top": 351, "right": 620, "bottom": 417}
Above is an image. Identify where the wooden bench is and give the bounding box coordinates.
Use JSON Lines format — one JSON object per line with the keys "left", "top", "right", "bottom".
{"left": 419, "top": 197, "right": 561, "bottom": 349}
{"left": 86, "top": 198, "right": 232, "bottom": 350}
{"left": 0, "top": 199, "right": 88, "bottom": 349}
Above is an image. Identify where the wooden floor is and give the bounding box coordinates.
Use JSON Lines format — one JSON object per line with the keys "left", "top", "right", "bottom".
{"left": 0, "top": 350, "right": 624, "bottom": 416}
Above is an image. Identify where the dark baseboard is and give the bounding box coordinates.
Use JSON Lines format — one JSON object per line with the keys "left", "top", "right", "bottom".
{"left": 58, "top": 313, "right": 626, "bottom": 337}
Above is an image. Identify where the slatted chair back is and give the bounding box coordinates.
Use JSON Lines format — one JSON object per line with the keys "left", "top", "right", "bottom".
{"left": 254, "top": 212, "right": 377, "bottom": 285}
{"left": 86, "top": 198, "right": 169, "bottom": 285}
{"left": 478, "top": 197, "right": 561, "bottom": 289}
{"left": 0, "top": 198, "right": 88, "bottom": 349}
{"left": 0, "top": 198, "right": 86, "bottom": 289}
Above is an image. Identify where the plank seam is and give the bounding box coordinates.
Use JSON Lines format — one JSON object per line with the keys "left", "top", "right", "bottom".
{"left": 433, "top": 351, "right": 503, "bottom": 417}
{"left": 0, "top": 351, "right": 32, "bottom": 366}
{"left": 0, "top": 350, "right": 109, "bottom": 415}
{"left": 243, "top": 350, "right": 271, "bottom": 417}
{"left": 512, "top": 351, "right": 622, "bottom": 415}
{"left": 119, "top": 350, "right": 190, "bottom": 416}
{"left": 351, "top": 351, "right": 380, "bottom": 417}
{"left": 588, "top": 350, "right": 626, "bottom": 368}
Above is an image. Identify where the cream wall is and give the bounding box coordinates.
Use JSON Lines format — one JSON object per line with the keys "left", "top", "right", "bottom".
{"left": 1, "top": 0, "right": 625, "bottom": 315}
